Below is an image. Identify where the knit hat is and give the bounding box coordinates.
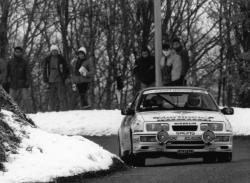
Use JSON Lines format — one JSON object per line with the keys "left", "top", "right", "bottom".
{"left": 50, "top": 45, "right": 59, "bottom": 52}
{"left": 78, "top": 47, "right": 87, "bottom": 55}
{"left": 162, "top": 43, "right": 170, "bottom": 50}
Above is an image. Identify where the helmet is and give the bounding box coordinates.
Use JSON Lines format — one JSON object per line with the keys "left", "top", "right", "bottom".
{"left": 151, "top": 95, "right": 163, "bottom": 106}
{"left": 78, "top": 47, "right": 87, "bottom": 55}
{"left": 187, "top": 93, "right": 201, "bottom": 107}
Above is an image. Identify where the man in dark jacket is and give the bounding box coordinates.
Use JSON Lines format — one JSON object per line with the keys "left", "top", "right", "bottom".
{"left": 133, "top": 48, "right": 155, "bottom": 89}
{"left": 43, "top": 45, "right": 69, "bottom": 111}
{"left": 172, "top": 38, "right": 190, "bottom": 85}
{"left": 7, "top": 46, "right": 32, "bottom": 112}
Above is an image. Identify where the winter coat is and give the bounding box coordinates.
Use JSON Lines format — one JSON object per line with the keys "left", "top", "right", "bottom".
{"left": 161, "top": 51, "right": 182, "bottom": 82}
{"left": 70, "top": 57, "right": 95, "bottom": 83}
{"left": 43, "top": 54, "right": 69, "bottom": 83}
{"left": 133, "top": 55, "right": 155, "bottom": 85}
{"left": 160, "top": 56, "right": 172, "bottom": 85}
{"left": 176, "top": 47, "right": 189, "bottom": 77}
{"left": 0, "top": 58, "right": 8, "bottom": 85}
{"left": 7, "top": 56, "right": 31, "bottom": 89}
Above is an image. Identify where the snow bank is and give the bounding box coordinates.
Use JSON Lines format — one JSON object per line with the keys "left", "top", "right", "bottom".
{"left": 29, "top": 110, "right": 123, "bottom": 136}
{"left": 0, "top": 110, "right": 122, "bottom": 183}
{"left": 29, "top": 108, "right": 250, "bottom": 136}
{"left": 226, "top": 108, "right": 250, "bottom": 135}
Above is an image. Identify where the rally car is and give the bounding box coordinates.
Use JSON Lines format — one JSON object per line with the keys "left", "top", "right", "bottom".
{"left": 118, "top": 87, "right": 234, "bottom": 166}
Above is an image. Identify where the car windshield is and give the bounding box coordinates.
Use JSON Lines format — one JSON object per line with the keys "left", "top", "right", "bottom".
{"left": 138, "top": 92, "right": 219, "bottom": 112}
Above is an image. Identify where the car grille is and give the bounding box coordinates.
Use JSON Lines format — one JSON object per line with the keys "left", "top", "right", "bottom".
{"left": 166, "top": 145, "right": 205, "bottom": 149}
{"left": 168, "top": 141, "right": 204, "bottom": 145}
{"left": 166, "top": 140, "right": 205, "bottom": 149}
{"left": 172, "top": 125, "right": 198, "bottom": 131}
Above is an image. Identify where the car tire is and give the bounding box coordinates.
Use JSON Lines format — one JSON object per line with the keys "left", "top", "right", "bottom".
{"left": 203, "top": 154, "right": 217, "bottom": 163}
{"left": 217, "top": 152, "right": 232, "bottom": 162}
{"left": 118, "top": 135, "right": 133, "bottom": 165}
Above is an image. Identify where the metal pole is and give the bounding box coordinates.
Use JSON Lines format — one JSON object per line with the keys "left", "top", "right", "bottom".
{"left": 154, "top": 0, "right": 162, "bottom": 86}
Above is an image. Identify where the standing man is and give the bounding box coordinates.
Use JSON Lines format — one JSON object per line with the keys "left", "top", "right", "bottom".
{"left": 160, "top": 43, "right": 183, "bottom": 86}
{"left": 7, "top": 46, "right": 32, "bottom": 112}
{"left": 172, "top": 38, "right": 190, "bottom": 85}
{"left": 70, "top": 47, "right": 95, "bottom": 109}
{"left": 43, "top": 45, "right": 69, "bottom": 111}
{"left": 133, "top": 47, "right": 155, "bottom": 89}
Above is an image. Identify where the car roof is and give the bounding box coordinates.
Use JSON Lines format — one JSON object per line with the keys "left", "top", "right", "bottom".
{"left": 140, "top": 86, "right": 209, "bottom": 94}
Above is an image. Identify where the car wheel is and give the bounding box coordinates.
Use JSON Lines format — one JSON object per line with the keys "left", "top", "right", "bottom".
{"left": 217, "top": 152, "right": 232, "bottom": 162}
{"left": 121, "top": 151, "right": 133, "bottom": 166}
{"left": 203, "top": 154, "right": 217, "bottom": 163}
{"left": 118, "top": 135, "right": 133, "bottom": 165}
{"left": 128, "top": 130, "right": 146, "bottom": 167}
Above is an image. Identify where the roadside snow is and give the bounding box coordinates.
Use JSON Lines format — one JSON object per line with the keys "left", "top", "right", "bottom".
{"left": 29, "top": 108, "right": 250, "bottom": 136}
{"left": 226, "top": 108, "right": 250, "bottom": 135}
{"left": 0, "top": 110, "right": 119, "bottom": 183}
{"left": 29, "top": 110, "right": 123, "bottom": 136}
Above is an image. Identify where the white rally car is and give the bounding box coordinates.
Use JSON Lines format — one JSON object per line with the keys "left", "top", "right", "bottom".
{"left": 118, "top": 87, "right": 233, "bottom": 166}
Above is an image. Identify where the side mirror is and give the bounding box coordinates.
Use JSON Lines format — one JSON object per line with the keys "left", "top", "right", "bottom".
{"left": 221, "top": 107, "right": 234, "bottom": 115}
{"left": 121, "top": 108, "right": 135, "bottom": 115}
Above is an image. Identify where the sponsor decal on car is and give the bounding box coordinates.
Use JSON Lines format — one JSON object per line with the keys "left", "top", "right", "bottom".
{"left": 176, "top": 131, "right": 196, "bottom": 136}
{"left": 177, "top": 149, "right": 194, "bottom": 154}
{"left": 153, "top": 116, "right": 213, "bottom": 122}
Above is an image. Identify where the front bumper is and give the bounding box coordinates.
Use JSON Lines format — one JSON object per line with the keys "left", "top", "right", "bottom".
{"left": 132, "top": 133, "right": 233, "bottom": 158}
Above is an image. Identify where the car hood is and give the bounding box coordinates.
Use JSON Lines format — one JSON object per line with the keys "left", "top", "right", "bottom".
{"left": 138, "top": 110, "right": 226, "bottom": 122}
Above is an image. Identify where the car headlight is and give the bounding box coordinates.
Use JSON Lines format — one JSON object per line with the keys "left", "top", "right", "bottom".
{"left": 200, "top": 123, "right": 223, "bottom": 131}
{"left": 202, "top": 130, "right": 216, "bottom": 143}
{"left": 156, "top": 130, "right": 169, "bottom": 144}
{"left": 146, "top": 123, "right": 169, "bottom": 131}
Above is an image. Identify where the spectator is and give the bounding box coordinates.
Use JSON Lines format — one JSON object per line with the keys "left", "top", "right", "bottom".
{"left": 160, "top": 43, "right": 182, "bottom": 86}
{"left": 70, "top": 47, "right": 95, "bottom": 109}
{"left": 115, "top": 75, "right": 123, "bottom": 106}
{"left": 133, "top": 47, "right": 155, "bottom": 89}
{"left": 172, "top": 37, "right": 190, "bottom": 85}
{"left": 6, "top": 46, "right": 32, "bottom": 112}
{"left": 43, "top": 45, "right": 69, "bottom": 111}
{"left": 0, "top": 57, "right": 9, "bottom": 93}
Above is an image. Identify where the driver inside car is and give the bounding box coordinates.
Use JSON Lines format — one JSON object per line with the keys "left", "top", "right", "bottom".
{"left": 185, "top": 93, "right": 202, "bottom": 108}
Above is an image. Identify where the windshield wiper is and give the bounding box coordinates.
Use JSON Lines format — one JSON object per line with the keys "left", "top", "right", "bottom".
{"left": 156, "top": 94, "right": 179, "bottom": 108}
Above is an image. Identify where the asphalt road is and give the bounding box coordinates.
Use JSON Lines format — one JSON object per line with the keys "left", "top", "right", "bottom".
{"left": 83, "top": 135, "right": 250, "bottom": 183}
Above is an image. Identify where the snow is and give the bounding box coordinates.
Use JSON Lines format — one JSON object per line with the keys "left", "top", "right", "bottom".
{"left": 1, "top": 107, "right": 249, "bottom": 183}
{"left": 28, "top": 110, "right": 123, "bottom": 136}
{"left": 0, "top": 110, "right": 119, "bottom": 183}
{"left": 28, "top": 108, "right": 250, "bottom": 136}
{"left": 226, "top": 108, "right": 250, "bottom": 135}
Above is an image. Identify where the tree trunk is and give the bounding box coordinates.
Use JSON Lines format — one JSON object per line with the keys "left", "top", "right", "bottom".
{"left": 0, "top": 1, "right": 10, "bottom": 58}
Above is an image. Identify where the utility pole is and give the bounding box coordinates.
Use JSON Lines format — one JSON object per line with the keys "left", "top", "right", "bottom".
{"left": 154, "top": 0, "right": 162, "bottom": 86}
